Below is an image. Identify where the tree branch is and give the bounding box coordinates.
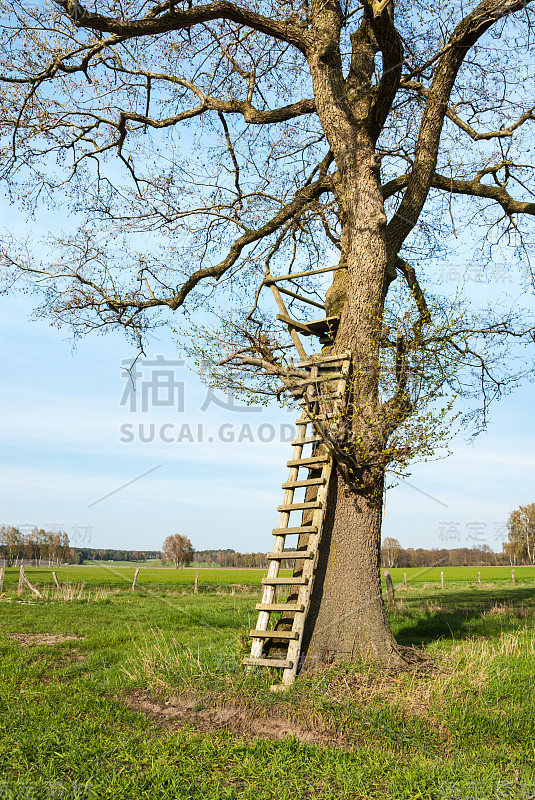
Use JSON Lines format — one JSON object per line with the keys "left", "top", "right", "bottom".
{"left": 7, "top": 173, "right": 335, "bottom": 321}
{"left": 58, "top": 0, "right": 311, "bottom": 54}
{"left": 430, "top": 168, "right": 535, "bottom": 216}
{"left": 401, "top": 78, "right": 535, "bottom": 142}
{"left": 386, "top": 0, "right": 535, "bottom": 257}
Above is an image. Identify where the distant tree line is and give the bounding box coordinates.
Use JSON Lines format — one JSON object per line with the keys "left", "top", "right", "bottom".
{"left": 4, "top": 508, "right": 531, "bottom": 570}
{"left": 194, "top": 550, "right": 270, "bottom": 569}
{"left": 71, "top": 548, "right": 162, "bottom": 564}
{"left": 0, "top": 525, "right": 72, "bottom": 566}
{"left": 380, "top": 538, "right": 506, "bottom": 569}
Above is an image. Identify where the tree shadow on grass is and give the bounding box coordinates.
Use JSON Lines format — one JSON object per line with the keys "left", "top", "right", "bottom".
{"left": 391, "top": 585, "right": 535, "bottom": 647}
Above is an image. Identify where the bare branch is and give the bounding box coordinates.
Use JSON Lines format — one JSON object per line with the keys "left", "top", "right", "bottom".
{"left": 387, "top": 0, "right": 535, "bottom": 257}
{"left": 60, "top": 0, "right": 311, "bottom": 53}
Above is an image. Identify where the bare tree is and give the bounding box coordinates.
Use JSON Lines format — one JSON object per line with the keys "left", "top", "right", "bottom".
{"left": 162, "top": 534, "right": 194, "bottom": 568}
{"left": 506, "top": 503, "right": 535, "bottom": 564}
{"left": 1, "top": 0, "right": 535, "bottom": 665}
{"left": 381, "top": 537, "right": 400, "bottom": 569}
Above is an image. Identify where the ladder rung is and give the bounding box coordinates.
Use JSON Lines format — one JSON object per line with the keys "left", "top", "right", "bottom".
{"left": 297, "top": 353, "right": 350, "bottom": 368}
{"left": 272, "top": 526, "right": 318, "bottom": 534}
{"left": 250, "top": 629, "right": 299, "bottom": 640}
{"left": 243, "top": 657, "right": 293, "bottom": 669}
{"left": 277, "top": 501, "right": 322, "bottom": 512}
{"left": 282, "top": 478, "right": 325, "bottom": 489}
{"left": 305, "top": 316, "right": 340, "bottom": 333}
{"left": 297, "top": 372, "right": 341, "bottom": 386}
{"left": 276, "top": 314, "right": 315, "bottom": 336}
{"left": 262, "top": 576, "right": 309, "bottom": 585}
{"left": 291, "top": 436, "right": 322, "bottom": 445}
{"left": 287, "top": 456, "right": 329, "bottom": 467}
{"left": 255, "top": 603, "right": 305, "bottom": 612}
{"left": 267, "top": 550, "right": 314, "bottom": 560}
{"left": 296, "top": 413, "right": 339, "bottom": 423}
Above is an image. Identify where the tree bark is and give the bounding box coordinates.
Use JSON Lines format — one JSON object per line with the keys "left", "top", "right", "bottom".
{"left": 295, "top": 22, "right": 404, "bottom": 664}
{"left": 301, "top": 469, "right": 403, "bottom": 667}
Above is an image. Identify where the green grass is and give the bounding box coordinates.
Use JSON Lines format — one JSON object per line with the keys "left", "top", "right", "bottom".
{"left": 0, "top": 565, "right": 292, "bottom": 589}
{"left": 2, "top": 563, "right": 531, "bottom": 593}
{"left": 83, "top": 559, "right": 162, "bottom": 567}
{"left": 388, "top": 565, "right": 535, "bottom": 583}
{"left": 0, "top": 573, "right": 534, "bottom": 798}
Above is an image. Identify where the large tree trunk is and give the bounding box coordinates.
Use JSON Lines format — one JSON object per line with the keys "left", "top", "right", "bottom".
{"left": 284, "top": 6, "right": 406, "bottom": 669}
{"left": 300, "top": 468, "right": 403, "bottom": 668}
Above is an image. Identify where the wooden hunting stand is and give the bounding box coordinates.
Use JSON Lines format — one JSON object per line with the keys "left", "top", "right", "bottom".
{"left": 243, "top": 265, "right": 351, "bottom": 688}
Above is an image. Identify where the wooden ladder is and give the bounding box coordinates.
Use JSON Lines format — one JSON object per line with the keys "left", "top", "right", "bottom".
{"left": 243, "top": 351, "right": 351, "bottom": 688}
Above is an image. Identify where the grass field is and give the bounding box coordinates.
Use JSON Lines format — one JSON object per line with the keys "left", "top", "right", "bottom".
{"left": 1, "top": 563, "right": 533, "bottom": 591}
{"left": 1, "top": 569, "right": 534, "bottom": 798}
{"left": 0, "top": 565, "right": 293, "bottom": 589}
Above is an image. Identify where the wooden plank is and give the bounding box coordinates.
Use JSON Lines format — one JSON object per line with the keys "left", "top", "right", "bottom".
{"left": 295, "top": 413, "right": 339, "bottom": 423}
{"left": 270, "top": 285, "right": 308, "bottom": 360}
{"left": 305, "top": 316, "right": 340, "bottom": 333}
{"left": 297, "top": 352, "right": 350, "bottom": 367}
{"left": 255, "top": 603, "right": 305, "bottom": 612}
{"left": 276, "top": 285, "right": 324, "bottom": 309}
{"left": 268, "top": 550, "right": 314, "bottom": 560}
{"left": 243, "top": 657, "right": 293, "bottom": 669}
{"left": 265, "top": 264, "right": 344, "bottom": 284}
{"left": 291, "top": 435, "right": 322, "bottom": 446}
{"left": 281, "top": 477, "right": 325, "bottom": 489}
{"left": 277, "top": 314, "right": 340, "bottom": 338}
{"left": 276, "top": 314, "right": 314, "bottom": 336}
{"left": 287, "top": 456, "right": 329, "bottom": 467}
{"left": 262, "top": 576, "right": 309, "bottom": 585}
{"left": 313, "top": 393, "right": 340, "bottom": 401}
{"left": 277, "top": 501, "right": 322, "bottom": 512}
{"left": 249, "top": 629, "right": 299, "bottom": 640}
{"left": 295, "top": 372, "right": 341, "bottom": 385}
{"left": 272, "top": 525, "right": 317, "bottom": 534}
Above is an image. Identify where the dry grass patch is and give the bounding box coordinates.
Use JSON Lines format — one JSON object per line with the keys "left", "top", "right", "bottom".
{"left": 8, "top": 632, "right": 86, "bottom": 646}
{"left": 123, "top": 689, "right": 347, "bottom": 747}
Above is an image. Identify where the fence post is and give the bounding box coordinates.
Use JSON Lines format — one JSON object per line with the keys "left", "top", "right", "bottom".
{"left": 131, "top": 568, "right": 140, "bottom": 592}
{"left": 194, "top": 573, "right": 199, "bottom": 594}
{"left": 0, "top": 566, "right": 4, "bottom": 593}
{"left": 383, "top": 569, "right": 396, "bottom": 611}
{"left": 52, "top": 571, "right": 61, "bottom": 591}
{"left": 18, "top": 566, "right": 25, "bottom": 596}
{"left": 404, "top": 572, "right": 407, "bottom": 588}
{"left": 478, "top": 571, "right": 481, "bottom": 585}
{"left": 441, "top": 571, "right": 444, "bottom": 590}
{"left": 19, "top": 566, "right": 42, "bottom": 598}
{"left": 512, "top": 569, "right": 515, "bottom": 586}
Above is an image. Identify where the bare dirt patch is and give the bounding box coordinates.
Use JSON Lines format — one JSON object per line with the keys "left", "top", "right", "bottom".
{"left": 124, "top": 690, "right": 348, "bottom": 747}
{"left": 8, "top": 633, "right": 86, "bottom": 647}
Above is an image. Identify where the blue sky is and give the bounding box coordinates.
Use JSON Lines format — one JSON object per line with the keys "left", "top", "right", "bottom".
{"left": 1, "top": 198, "right": 535, "bottom": 556}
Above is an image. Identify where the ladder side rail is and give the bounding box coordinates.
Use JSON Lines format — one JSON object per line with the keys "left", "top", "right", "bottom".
{"left": 282, "top": 356, "right": 352, "bottom": 685}
{"left": 249, "top": 378, "right": 316, "bottom": 660}
{"left": 282, "top": 460, "right": 333, "bottom": 685}
{"left": 250, "top": 461, "right": 299, "bottom": 658}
